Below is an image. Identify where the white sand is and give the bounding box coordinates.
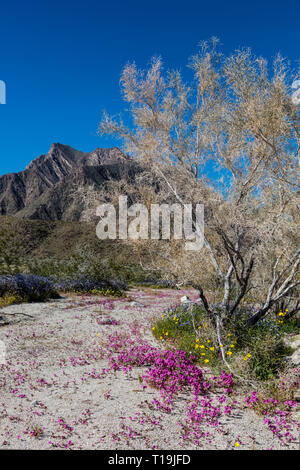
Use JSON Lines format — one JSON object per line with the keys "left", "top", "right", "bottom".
{"left": 0, "top": 288, "right": 299, "bottom": 450}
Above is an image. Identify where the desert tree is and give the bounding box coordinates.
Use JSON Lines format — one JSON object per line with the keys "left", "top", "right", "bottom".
{"left": 98, "top": 39, "right": 300, "bottom": 329}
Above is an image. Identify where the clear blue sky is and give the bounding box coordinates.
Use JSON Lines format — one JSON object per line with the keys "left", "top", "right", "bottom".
{"left": 0, "top": 0, "right": 299, "bottom": 175}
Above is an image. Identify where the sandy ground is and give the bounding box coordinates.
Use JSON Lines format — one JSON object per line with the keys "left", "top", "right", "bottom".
{"left": 0, "top": 288, "right": 299, "bottom": 450}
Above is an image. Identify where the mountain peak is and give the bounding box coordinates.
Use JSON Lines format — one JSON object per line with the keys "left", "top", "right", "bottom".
{"left": 0, "top": 144, "right": 136, "bottom": 220}
{"left": 48, "top": 142, "right": 73, "bottom": 153}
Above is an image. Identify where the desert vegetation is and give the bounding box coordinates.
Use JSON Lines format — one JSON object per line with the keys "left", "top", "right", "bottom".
{"left": 0, "top": 40, "right": 300, "bottom": 450}
{"left": 98, "top": 39, "right": 300, "bottom": 382}
{"left": 1, "top": 41, "right": 300, "bottom": 381}
{"left": 0, "top": 216, "right": 160, "bottom": 305}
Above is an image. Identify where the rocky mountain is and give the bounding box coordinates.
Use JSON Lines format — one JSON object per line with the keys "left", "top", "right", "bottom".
{"left": 0, "top": 143, "right": 141, "bottom": 221}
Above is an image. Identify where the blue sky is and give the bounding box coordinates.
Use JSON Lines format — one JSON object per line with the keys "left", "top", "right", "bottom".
{"left": 0, "top": 0, "right": 299, "bottom": 175}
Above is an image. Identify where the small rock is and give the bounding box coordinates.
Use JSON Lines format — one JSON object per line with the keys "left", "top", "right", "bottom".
{"left": 290, "top": 349, "right": 300, "bottom": 367}
{"left": 130, "top": 301, "right": 144, "bottom": 307}
{"left": 0, "top": 315, "right": 9, "bottom": 326}
{"left": 31, "top": 400, "right": 41, "bottom": 407}
{"left": 283, "top": 334, "right": 300, "bottom": 352}
{"left": 180, "top": 295, "right": 192, "bottom": 304}
{"left": 288, "top": 334, "right": 300, "bottom": 349}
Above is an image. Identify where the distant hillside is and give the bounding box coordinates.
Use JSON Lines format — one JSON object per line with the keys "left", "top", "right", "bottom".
{"left": 0, "top": 215, "right": 156, "bottom": 283}
{"left": 0, "top": 144, "right": 142, "bottom": 221}
{"left": 0, "top": 215, "right": 130, "bottom": 258}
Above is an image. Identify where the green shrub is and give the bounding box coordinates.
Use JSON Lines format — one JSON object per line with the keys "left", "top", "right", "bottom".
{"left": 152, "top": 303, "right": 299, "bottom": 381}
{"left": 0, "top": 293, "right": 24, "bottom": 307}
{"left": 152, "top": 304, "right": 224, "bottom": 370}
{"left": 230, "top": 320, "right": 294, "bottom": 380}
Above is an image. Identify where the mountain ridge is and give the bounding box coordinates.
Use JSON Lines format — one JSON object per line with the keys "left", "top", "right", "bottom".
{"left": 0, "top": 143, "right": 137, "bottom": 221}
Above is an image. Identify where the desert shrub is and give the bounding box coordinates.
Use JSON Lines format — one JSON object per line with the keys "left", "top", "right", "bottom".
{"left": 152, "top": 303, "right": 299, "bottom": 381}
{"left": 53, "top": 277, "right": 127, "bottom": 296}
{"left": 26, "top": 254, "right": 139, "bottom": 286}
{"left": 0, "top": 274, "right": 59, "bottom": 302}
{"left": 239, "top": 330, "right": 292, "bottom": 380}
{"left": 0, "top": 293, "right": 24, "bottom": 307}
{"left": 250, "top": 368, "right": 300, "bottom": 413}
{"left": 228, "top": 313, "right": 296, "bottom": 381}
{"left": 25, "top": 252, "right": 129, "bottom": 295}
{"left": 0, "top": 272, "right": 127, "bottom": 302}
{"left": 100, "top": 42, "right": 300, "bottom": 347}
{"left": 0, "top": 224, "right": 24, "bottom": 274}
{"left": 152, "top": 303, "right": 222, "bottom": 370}
{"left": 26, "top": 257, "right": 85, "bottom": 280}
{"left": 137, "top": 279, "right": 178, "bottom": 289}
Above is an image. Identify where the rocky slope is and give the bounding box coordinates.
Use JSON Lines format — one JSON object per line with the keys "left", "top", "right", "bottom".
{"left": 0, "top": 144, "right": 140, "bottom": 221}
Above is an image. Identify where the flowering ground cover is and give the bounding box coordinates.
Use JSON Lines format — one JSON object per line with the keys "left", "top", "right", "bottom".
{"left": 0, "top": 274, "right": 127, "bottom": 307}
{"left": 0, "top": 288, "right": 299, "bottom": 450}
{"left": 0, "top": 275, "right": 59, "bottom": 305}
{"left": 152, "top": 302, "right": 299, "bottom": 380}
